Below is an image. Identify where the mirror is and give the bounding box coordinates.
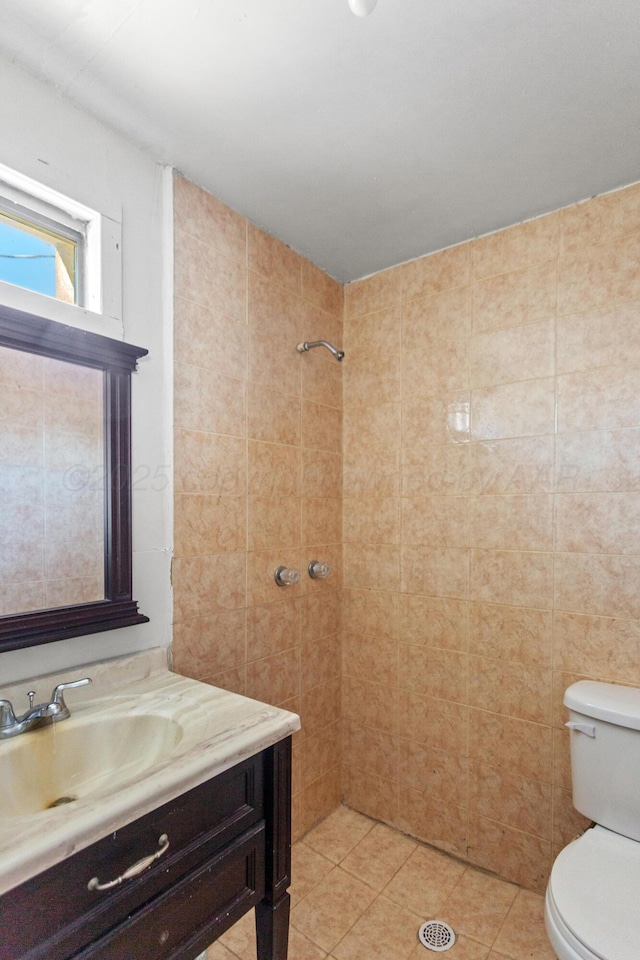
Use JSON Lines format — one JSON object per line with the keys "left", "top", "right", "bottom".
{"left": 0, "top": 304, "right": 149, "bottom": 652}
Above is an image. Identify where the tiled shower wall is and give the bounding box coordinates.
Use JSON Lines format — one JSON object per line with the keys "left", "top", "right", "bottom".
{"left": 342, "top": 181, "right": 640, "bottom": 893}
{"left": 172, "top": 175, "right": 343, "bottom": 839}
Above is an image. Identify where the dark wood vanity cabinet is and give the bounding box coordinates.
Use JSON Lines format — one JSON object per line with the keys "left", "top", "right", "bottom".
{"left": 0, "top": 738, "right": 292, "bottom": 960}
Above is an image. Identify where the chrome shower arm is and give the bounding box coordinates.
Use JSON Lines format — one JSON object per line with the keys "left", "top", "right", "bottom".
{"left": 296, "top": 340, "right": 345, "bottom": 362}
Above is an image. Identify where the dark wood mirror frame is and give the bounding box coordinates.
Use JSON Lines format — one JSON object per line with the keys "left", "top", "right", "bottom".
{"left": 0, "top": 304, "right": 149, "bottom": 652}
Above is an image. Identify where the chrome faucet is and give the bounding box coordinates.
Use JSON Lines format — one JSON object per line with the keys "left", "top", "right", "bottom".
{"left": 0, "top": 678, "right": 91, "bottom": 740}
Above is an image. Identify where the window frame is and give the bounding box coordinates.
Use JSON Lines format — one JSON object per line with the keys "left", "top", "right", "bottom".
{"left": 0, "top": 162, "right": 122, "bottom": 328}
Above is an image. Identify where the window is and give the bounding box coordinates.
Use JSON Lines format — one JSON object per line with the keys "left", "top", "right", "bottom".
{"left": 0, "top": 163, "right": 122, "bottom": 324}
{"left": 0, "top": 195, "right": 83, "bottom": 305}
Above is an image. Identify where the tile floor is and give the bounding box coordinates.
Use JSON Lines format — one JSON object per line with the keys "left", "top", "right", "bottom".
{"left": 207, "top": 805, "right": 558, "bottom": 960}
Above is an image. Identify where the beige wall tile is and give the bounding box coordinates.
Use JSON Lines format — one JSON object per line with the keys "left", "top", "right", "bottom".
{"left": 471, "top": 378, "right": 555, "bottom": 441}
{"left": 172, "top": 552, "right": 246, "bottom": 622}
{"left": 403, "top": 392, "right": 470, "bottom": 448}
{"left": 248, "top": 224, "right": 302, "bottom": 295}
{"left": 247, "top": 382, "right": 300, "bottom": 445}
{"left": 473, "top": 261, "right": 556, "bottom": 334}
{"left": 468, "top": 709, "right": 552, "bottom": 783}
{"left": 557, "top": 300, "right": 640, "bottom": 375}
{"left": 555, "top": 428, "right": 640, "bottom": 492}
{"left": 397, "top": 786, "right": 467, "bottom": 857}
{"left": 403, "top": 333, "right": 469, "bottom": 397}
{"left": 470, "top": 602, "right": 552, "bottom": 665}
{"left": 246, "top": 647, "right": 300, "bottom": 705}
{"left": 174, "top": 297, "right": 247, "bottom": 379}
{"left": 470, "top": 319, "right": 555, "bottom": 388}
{"left": 175, "top": 431, "right": 246, "bottom": 495}
{"left": 557, "top": 363, "right": 640, "bottom": 433}
{"left": 400, "top": 595, "right": 469, "bottom": 651}
{"left": 301, "top": 259, "right": 343, "bottom": 316}
{"left": 398, "top": 691, "right": 468, "bottom": 756}
{"left": 398, "top": 643, "right": 467, "bottom": 703}
{"left": 172, "top": 608, "right": 246, "bottom": 679}
{"left": 343, "top": 722, "right": 398, "bottom": 783}
{"left": 301, "top": 677, "right": 342, "bottom": 737}
{"left": 175, "top": 228, "right": 246, "bottom": 321}
{"left": 247, "top": 597, "right": 301, "bottom": 660}
{"left": 302, "top": 350, "right": 343, "bottom": 407}
{"left": 175, "top": 362, "right": 246, "bottom": 436}
{"left": 342, "top": 676, "right": 398, "bottom": 734}
{"left": 343, "top": 543, "right": 400, "bottom": 592}
{"left": 472, "top": 212, "right": 561, "bottom": 279}
{"left": 553, "top": 610, "right": 640, "bottom": 682}
{"left": 343, "top": 588, "right": 399, "bottom": 641}
{"left": 470, "top": 436, "right": 554, "bottom": 496}
{"left": 471, "top": 549, "right": 553, "bottom": 609}
{"left": 558, "top": 231, "right": 640, "bottom": 314}
{"left": 469, "top": 494, "right": 553, "bottom": 551}
{"left": 174, "top": 494, "right": 246, "bottom": 556}
{"left": 344, "top": 308, "right": 401, "bottom": 382}
{"left": 469, "top": 762, "right": 552, "bottom": 839}
{"left": 248, "top": 495, "right": 301, "bottom": 550}
{"left": 401, "top": 545, "right": 469, "bottom": 599}
{"left": 302, "top": 401, "right": 342, "bottom": 453}
{"left": 344, "top": 269, "right": 401, "bottom": 319}
{"left": 342, "top": 764, "right": 399, "bottom": 826}
{"left": 468, "top": 656, "right": 552, "bottom": 724}
{"left": 342, "top": 633, "right": 397, "bottom": 686}
{"left": 399, "top": 740, "right": 468, "bottom": 805}
{"left": 556, "top": 491, "right": 640, "bottom": 554}
{"left": 343, "top": 497, "right": 400, "bottom": 544}
{"left": 302, "top": 633, "right": 341, "bottom": 691}
{"left": 174, "top": 175, "right": 246, "bottom": 257}
{"left": 402, "top": 285, "right": 471, "bottom": 345}
{"left": 399, "top": 242, "right": 471, "bottom": 302}
{"left": 248, "top": 440, "right": 300, "bottom": 496}
{"left": 301, "top": 588, "right": 341, "bottom": 642}
{"left": 467, "top": 815, "right": 551, "bottom": 893}
{"left": 554, "top": 552, "right": 640, "bottom": 619}
{"left": 402, "top": 440, "right": 471, "bottom": 498}
{"left": 303, "top": 449, "right": 343, "bottom": 499}
{"left": 303, "top": 497, "right": 342, "bottom": 545}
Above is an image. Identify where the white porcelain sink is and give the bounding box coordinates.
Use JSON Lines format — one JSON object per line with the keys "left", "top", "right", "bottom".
{"left": 0, "top": 713, "right": 183, "bottom": 817}
{"left": 0, "top": 648, "right": 300, "bottom": 897}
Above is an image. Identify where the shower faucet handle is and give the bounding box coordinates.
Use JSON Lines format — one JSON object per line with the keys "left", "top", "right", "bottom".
{"left": 308, "top": 560, "right": 332, "bottom": 580}
{"left": 274, "top": 566, "right": 300, "bottom": 587}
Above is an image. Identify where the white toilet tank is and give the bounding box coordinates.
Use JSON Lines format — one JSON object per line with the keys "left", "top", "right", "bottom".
{"left": 565, "top": 680, "right": 640, "bottom": 842}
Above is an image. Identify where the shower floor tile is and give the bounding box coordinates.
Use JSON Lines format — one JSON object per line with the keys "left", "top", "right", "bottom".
{"left": 210, "top": 804, "right": 558, "bottom": 960}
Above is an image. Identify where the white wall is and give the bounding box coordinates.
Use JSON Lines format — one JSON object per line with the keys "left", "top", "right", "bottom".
{"left": 0, "top": 57, "right": 172, "bottom": 683}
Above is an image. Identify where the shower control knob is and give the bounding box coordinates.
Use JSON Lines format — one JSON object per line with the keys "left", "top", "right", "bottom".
{"left": 274, "top": 566, "right": 300, "bottom": 587}
{"left": 308, "top": 560, "right": 332, "bottom": 580}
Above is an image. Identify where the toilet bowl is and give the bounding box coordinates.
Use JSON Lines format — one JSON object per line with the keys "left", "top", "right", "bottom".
{"left": 545, "top": 826, "right": 640, "bottom": 960}
{"left": 545, "top": 681, "right": 640, "bottom": 960}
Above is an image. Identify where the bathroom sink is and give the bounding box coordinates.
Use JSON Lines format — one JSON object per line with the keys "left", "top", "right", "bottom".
{"left": 0, "top": 713, "right": 183, "bottom": 818}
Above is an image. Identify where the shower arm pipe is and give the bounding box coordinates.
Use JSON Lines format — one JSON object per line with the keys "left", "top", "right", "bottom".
{"left": 296, "top": 340, "right": 345, "bottom": 362}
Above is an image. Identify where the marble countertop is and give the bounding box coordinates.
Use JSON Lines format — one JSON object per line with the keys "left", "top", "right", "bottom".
{"left": 0, "top": 648, "right": 300, "bottom": 896}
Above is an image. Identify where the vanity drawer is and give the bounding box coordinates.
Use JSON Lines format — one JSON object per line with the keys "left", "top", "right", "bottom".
{"left": 1, "top": 753, "right": 263, "bottom": 960}
{"left": 75, "top": 823, "right": 265, "bottom": 960}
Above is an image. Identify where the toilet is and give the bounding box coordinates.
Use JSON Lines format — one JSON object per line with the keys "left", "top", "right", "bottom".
{"left": 545, "top": 680, "right": 640, "bottom": 960}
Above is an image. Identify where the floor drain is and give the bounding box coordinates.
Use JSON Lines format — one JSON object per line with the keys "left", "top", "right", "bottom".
{"left": 418, "top": 920, "right": 456, "bottom": 952}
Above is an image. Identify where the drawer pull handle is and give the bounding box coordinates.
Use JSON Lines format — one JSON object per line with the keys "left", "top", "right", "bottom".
{"left": 87, "top": 834, "right": 170, "bottom": 891}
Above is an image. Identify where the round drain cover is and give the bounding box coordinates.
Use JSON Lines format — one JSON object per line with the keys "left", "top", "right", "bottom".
{"left": 418, "top": 920, "right": 456, "bottom": 952}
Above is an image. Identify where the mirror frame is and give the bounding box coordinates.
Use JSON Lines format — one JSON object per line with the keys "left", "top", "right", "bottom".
{"left": 0, "top": 304, "right": 149, "bottom": 652}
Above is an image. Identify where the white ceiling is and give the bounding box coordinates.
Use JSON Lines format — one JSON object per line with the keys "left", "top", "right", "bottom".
{"left": 1, "top": 0, "right": 639, "bottom": 282}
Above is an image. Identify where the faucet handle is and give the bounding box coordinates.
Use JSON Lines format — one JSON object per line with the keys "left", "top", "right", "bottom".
{"left": 0, "top": 700, "right": 17, "bottom": 729}
{"left": 49, "top": 678, "right": 92, "bottom": 719}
